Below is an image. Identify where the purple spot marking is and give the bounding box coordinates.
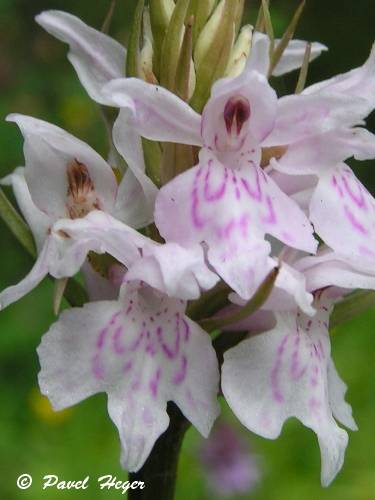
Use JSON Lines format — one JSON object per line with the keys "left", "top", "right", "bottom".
{"left": 123, "top": 360, "right": 133, "bottom": 373}
{"left": 204, "top": 162, "right": 228, "bottom": 201}
{"left": 271, "top": 335, "right": 289, "bottom": 403}
{"left": 342, "top": 174, "right": 367, "bottom": 209}
{"left": 157, "top": 320, "right": 180, "bottom": 359}
{"left": 240, "top": 169, "right": 262, "bottom": 202}
{"left": 96, "top": 327, "right": 108, "bottom": 349}
{"left": 262, "top": 196, "right": 277, "bottom": 225}
{"left": 344, "top": 205, "right": 368, "bottom": 235}
{"left": 149, "top": 368, "right": 162, "bottom": 398}
{"left": 173, "top": 355, "right": 188, "bottom": 385}
{"left": 92, "top": 353, "right": 105, "bottom": 380}
{"left": 332, "top": 175, "right": 344, "bottom": 198}
{"left": 181, "top": 317, "right": 190, "bottom": 342}
{"left": 113, "top": 326, "right": 125, "bottom": 354}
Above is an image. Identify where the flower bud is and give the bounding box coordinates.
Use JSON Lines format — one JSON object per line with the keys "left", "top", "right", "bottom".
{"left": 149, "top": 0, "right": 175, "bottom": 76}
{"left": 190, "top": 0, "right": 244, "bottom": 112}
{"left": 225, "top": 24, "right": 253, "bottom": 77}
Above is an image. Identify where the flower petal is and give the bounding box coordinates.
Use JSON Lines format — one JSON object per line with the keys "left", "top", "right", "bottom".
{"left": 36, "top": 10, "right": 126, "bottom": 104}
{"left": 155, "top": 153, "right": 316, "bottom": 298}
{"left": 112, "top": 108, "right": 158, "bottom": 227}
{"left": 37, "top": 285, "right": 220, "bottom": 471}
{"left": 304, "top": 44, "right": 375, "bottom": 108}
{"left": 222, "top": 298, "right": 353, "bottom": 486}
{"left": 296, "top": 248, "right": 375, "bottom": 292}
{"left": 52, "top": 211, "right": 146, "bottom": 272}
{"left": 245, "top": 32, "right": 270, "bottom": 76}
{"left": 309, "top": 164, "right": 375, "bottom": 261}
{"left": 126, "top": 242, "right": 219, "bottom": 300}
{"left": 0, "top": 237, "right": 52, "bottom": 309}
{"left": 264, "top": 93, "right": 371, "bottom": 147}
{"left": 103, "top": 78, "right": 202, "bottom": 145}
{"left": 272, "top": 128, "right": 375, "bottom": 176}
{"left": 202, "top": 69, "right": 277, "bottom": 149}
{"left": 272, "top": 39, "right": 327, "bottom": 77}
{"left": 1, "top": 167, "right": 50, "bottom": 251}
{"left": 7, "top": 114, "right": 118, "bottom": 219}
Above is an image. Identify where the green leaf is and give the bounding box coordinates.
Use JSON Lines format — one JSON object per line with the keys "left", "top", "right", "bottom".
{"left": 331, "top": 290, "right": 375, "bottom": 329}
{"left": 0, "top": 186, "right": 36, "bottom": 258}
{"left": 199, "top": 266, "right": 280, "bottom": 331}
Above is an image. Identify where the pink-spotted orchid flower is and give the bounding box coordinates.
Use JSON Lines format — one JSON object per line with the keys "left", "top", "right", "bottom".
{"left": 37, "top": 280, "right": 220, "bottom": 472}
{"left": 222, "top": 291, "right": 357, "bottom": 487}
{"left": 221, "top": 247, "right": 375, "bottom": 486}
{"left": 103, "top": 69, "right": 319, "bottom": 301}
{"left": 265, "top": 46, "right": 375, "bottom": 262}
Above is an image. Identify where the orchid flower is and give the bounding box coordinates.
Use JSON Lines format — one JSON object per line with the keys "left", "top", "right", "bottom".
{"left": 0, "top": 114, "right": 154, "bottom": 310}
{"left": 221, "top": 246, "right": 375, "bottom": 486}
{"left": 222, "top": 291, "right": 357, "bottom": 487}
{"left": 37, "top": 280, "right": 220, "bottom": 471}
{"left": 2, "top": 3, "right": 375, "bottom": 495}
{"left": 103, "top": 69, "right": 319, "bottom": 301}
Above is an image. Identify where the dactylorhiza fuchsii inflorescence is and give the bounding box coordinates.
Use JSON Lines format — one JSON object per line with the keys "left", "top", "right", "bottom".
{"left": 2, "top": 1, "right": 375, "bottom": 492}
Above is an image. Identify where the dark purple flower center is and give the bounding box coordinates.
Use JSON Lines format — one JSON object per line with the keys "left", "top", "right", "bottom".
{"left": 224, "top": 96, "right": 251, "bottom": 136}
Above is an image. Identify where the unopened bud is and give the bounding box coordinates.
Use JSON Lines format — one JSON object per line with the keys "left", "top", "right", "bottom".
{"left": 139, "top": 8, "right": 158, "bottom": 83}
{"left": 193, "top": 0, "right": 226, "bottom": 69}
{"left": 149, "top": 0, "right": 175, "bottom": 76}
{"left": 225, "top": 24, "right": 253, "bottom": 77}
{"left": 191, "top": 0, "right": 243, "bottom": 112}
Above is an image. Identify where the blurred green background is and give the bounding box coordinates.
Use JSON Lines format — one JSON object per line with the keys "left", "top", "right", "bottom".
{"left": 0, "top": 0, "right": 375, "bottom": 499}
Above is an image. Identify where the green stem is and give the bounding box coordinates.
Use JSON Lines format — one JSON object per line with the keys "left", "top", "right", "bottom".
{"left": 128, "top": 403, "right": 190, "bottom": 500}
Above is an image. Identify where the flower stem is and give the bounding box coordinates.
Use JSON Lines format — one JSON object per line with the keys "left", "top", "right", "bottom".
{"left": 128, "top": 403, "right": 190, "bottom": 500}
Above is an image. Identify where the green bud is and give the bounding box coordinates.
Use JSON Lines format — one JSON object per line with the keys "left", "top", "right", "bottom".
{"left": 175, "top": 15, "right": 196, "bottom": 101}
{"left": 160, "top": 0, "right": 190, "bottom": 91}
{"left": 139, "top": 7, "right": 157, "bottom": 83}
{"left": 188, "top": 0, "right": 217, "bottom": 45}
{"left": 149, "top": 0, "right": 175, "bottom": 77}
{"left": 225, "top": 24, "right": 252, "bottom": 77}
{"left": 126, "top": 0, "right": 145, "bottom": 77}
{"left": 190, "top": 0, "right": 243, "bottom": 112}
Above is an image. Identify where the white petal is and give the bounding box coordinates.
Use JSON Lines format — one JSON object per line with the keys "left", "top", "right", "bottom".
{"left": 327, "top": 359, "right": 358, "bottom": 432}
{"left": 222, "top": 299, "right": 353, "bottom": 486}
{"left": 7, "top": 114, "right": 118, "bottom": 219}
{"left": 272, "top": 40, "right": 327, "bottom": 77}
{"left": 0, "top": 237, "right": 52, "bottom": 309}
{"left": 112, "top": 109, "right": 158, "bottom": 227}
{"left": 265, "top": 93, "right": 371, "bottom": 147}
{"left": 1, "top": 167, "right": 50, "bottom": 251}
{"left": 103, "top": 78, "right": 203, "bottom": 145}
{"left": 272, "top": 128, "right": 375, "bottom": 176}
{"left": 246, "top": 32, "right": 270, "bottom": 76}
{"left": 310, "top": 164, "right": 375, "bottom": 262}
{"left": 52, "top": 211, "right": 146, "bottom": 271}
{"left": 36, "top": 10, "right": 126, "bottom": 104}
{"left": 37, "top": 287, "right": 220, "bottom": 471}
{"left": 296, "top": 249, "right": 375, "bottom": 292}
{"left": 304, "top": 44, "right": 375, "bottom": 108}
{"left": 126, "top": 242, "right": 219, "bottom": 300}
{"left": 265, "top": 261, "right": 315, "bottom": 315}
